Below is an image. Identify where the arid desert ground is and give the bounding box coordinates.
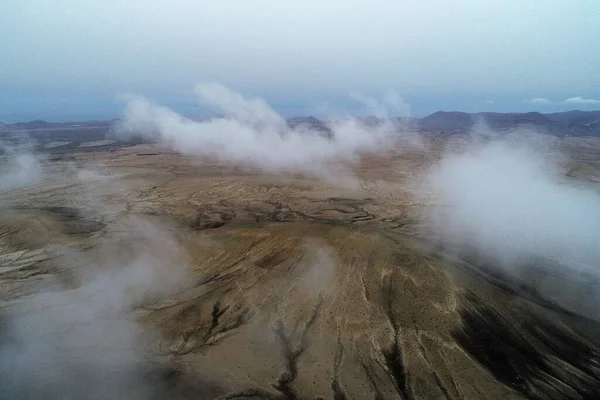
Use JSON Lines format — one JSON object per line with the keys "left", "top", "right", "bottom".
{"left": 2, "top": 133, "right": 600, "bottom": 400}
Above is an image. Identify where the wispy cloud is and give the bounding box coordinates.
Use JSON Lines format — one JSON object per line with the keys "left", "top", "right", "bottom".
{"left": 117, "top": 83, "right": 410, "bottom": 185}
{"left": 427, "top": 139, "right": 600, "bottom": 275}
{"left": 564, "top": 96, "right": 600, "bottom": 106}
{"left": 523, "top": 98, "right": 551, "bottom": 105}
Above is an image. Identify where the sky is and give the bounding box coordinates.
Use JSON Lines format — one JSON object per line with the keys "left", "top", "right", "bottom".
{"left": 1, "top": 0, "right": 599, "bottom": 122}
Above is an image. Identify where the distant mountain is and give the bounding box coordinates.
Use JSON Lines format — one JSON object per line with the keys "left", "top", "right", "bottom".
{"left": 287, "top": 116, "right": 333, "bottom": 138}
{"left": 545, "top": 110, "right": 600, "bottom": 123}
{"left": 2, "top": 110, "right": 600, "bottom": 138}
{"left": 543, "top": 110, "right": 600, "bottom": 136}
{"left": 5, "top": 119, "right": 53, "bottom": 130}
{"left": 416, "top": 110, "right": 600, "bottom": 137}
{"left": 2, "top": 119, "right": 114, "bottom": 130}
{"left": 483, "top": 112, "right": 558, "bottom": 134}
{"left": 419, "top": 111, "right": 473, "bottom": 132}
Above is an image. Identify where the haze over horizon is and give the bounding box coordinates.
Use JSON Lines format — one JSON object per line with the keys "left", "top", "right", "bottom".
{"left": 2, "top": 0, "right": 599, "bottom": 122}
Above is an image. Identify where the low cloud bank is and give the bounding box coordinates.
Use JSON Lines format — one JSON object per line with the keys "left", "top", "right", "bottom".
{"left": 426, "top": 126, "right": 600, "bottom": 276}
{"left": 0, "top": 166, "right": 191, "bottom": 399}
{"left": 117, "top": 83, "right": 408, "bottom": 182}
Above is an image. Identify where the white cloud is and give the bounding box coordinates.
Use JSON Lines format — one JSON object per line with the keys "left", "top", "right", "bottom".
{"left": 117, "top": 83, "right": 408, "bottom": 185}
{"left": 564, "top": 96, "right": 600, "bottom": 106}
{"left": 523, "top": 98, "right": 551, "bottom": 105}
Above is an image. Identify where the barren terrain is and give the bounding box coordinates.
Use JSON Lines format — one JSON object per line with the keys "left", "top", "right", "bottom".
{"left": 2, "top": 133, "right": 600, "bottom": 399}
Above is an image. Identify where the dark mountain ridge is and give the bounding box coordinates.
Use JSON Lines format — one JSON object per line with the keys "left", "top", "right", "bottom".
{"left": 417, "top": 110, "right": 600, "bottom": 136}
{"left": 2, "top": 110, "right": 600, "bottom": 142}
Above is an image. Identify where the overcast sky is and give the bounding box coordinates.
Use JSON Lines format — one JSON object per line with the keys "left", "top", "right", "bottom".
{"left": 1, "top": 0, "right": 599, "bottom": 121}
